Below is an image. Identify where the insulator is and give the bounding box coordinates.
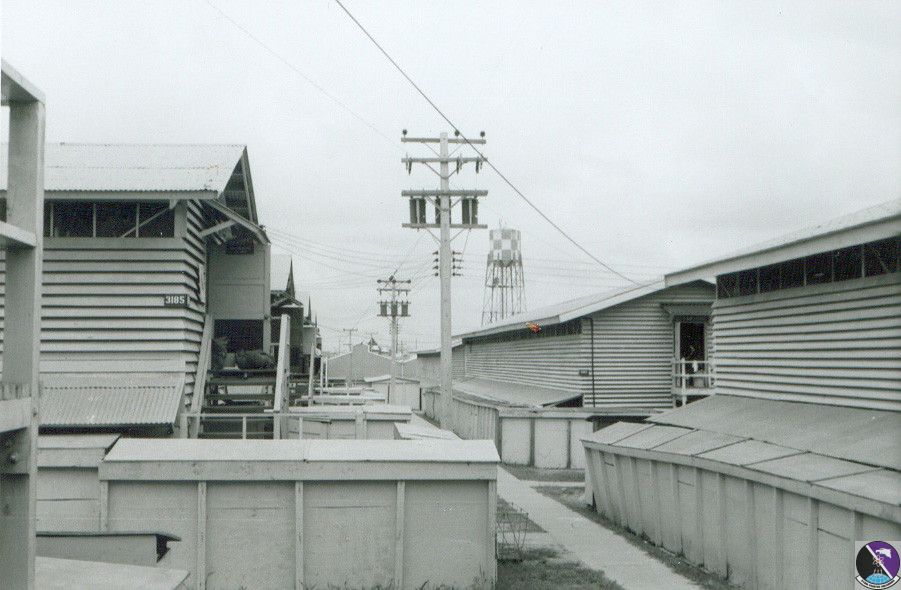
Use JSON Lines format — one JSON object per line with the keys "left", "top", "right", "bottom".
{"left": 405, "top": 156, "right": 412, "bottom": 174}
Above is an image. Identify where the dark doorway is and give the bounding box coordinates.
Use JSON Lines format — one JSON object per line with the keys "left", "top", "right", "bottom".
{"left": 679, "top": 322, "right": 705, "bottom": 361}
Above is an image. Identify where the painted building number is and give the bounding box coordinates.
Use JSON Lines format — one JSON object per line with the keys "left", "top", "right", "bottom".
{"left": 163, "top": 294, "right": 188, "bottom": 307}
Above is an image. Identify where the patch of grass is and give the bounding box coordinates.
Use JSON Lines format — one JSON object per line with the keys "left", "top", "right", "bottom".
{"left": 534, "top": 486, "right": 739, "bottom": 590}
{"left": 502, "top": 464, "right": 585, "bottom": 482}
{"left": 496, "top": 545, "right": 623, "bottom": 590}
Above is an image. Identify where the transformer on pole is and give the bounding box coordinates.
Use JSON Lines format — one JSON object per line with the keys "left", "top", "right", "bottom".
{"left": 400, "top": 130, "right": 487, "bottom": 427}
{"left": 377, "top": 275, "right": 411, "bottom": 403}
{"left": 481, "top": 228, "right": 526, "bottom": 325}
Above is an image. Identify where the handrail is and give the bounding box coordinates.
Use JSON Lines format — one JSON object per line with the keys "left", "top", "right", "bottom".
{"left": 190, "top": 315, "right": 214, "bottom": 415}
{"left": 272, "top": 313, "right": 291, "bottom": 437}
{"left": 671, "top": 358, "right": 715, "bottom": 407}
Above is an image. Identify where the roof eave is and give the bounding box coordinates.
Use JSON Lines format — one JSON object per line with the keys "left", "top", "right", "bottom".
{"left": 665, "top": 215, "right": 901, "bottom": 287}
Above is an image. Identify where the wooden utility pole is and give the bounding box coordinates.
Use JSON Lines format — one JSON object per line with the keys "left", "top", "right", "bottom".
{"left": 341, "top": 328, "right": 357, "bottom": 386}
{"left": 401, "top": 130, "right": 487, "bottom": 426}
{"left": 377, "top": 276, "right": 411, "bottom": 403}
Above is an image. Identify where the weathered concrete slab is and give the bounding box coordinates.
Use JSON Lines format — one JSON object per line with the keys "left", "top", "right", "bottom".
{"left": 816, "top": 469, "right": 901, "bottom": 506}
{"left": 582, "top": 421, "right": 653, "bottom": 445}
{"left": 615, "top": 425, "right": 693, "bottom": 450}
{"left": 35, "top": 556, "right": 188, "bottom": 589}
{"left": 698, "top": 439, "right": 801, "bottom": 466}
{"left": 747, "top": 452, "right": 878, "bottom": 483}
{"left": 653, "top": 430, "right": 745, "bottom": 456}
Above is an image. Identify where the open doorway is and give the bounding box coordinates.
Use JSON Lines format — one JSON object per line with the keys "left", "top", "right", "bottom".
{"left": 678, "top": 322, "right": 705, "bottom": 363}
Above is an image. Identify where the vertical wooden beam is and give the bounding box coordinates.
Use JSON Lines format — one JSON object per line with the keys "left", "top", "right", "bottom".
{"left": 565, "top": 419, "right": 572, "bottom": 469}
{"left": 651, "top": 461, "right": 663, "bottom": 547}
{"left": 295, "top": 482, "right": 304, "bottom": 590}
{"left": 1, "top": 86, "right": 44, "bottom": 590}
{"left": 394, "top": 481, "right": 406, "bottom": 588}
{"left": 629, "top": 457, "right": 642, "bottom": 536}
{"left": 197, "top": 482, "right": 207, "bottom": 590}
{"left": 694, "top": 468, "right": 705, "bottom": 567}
{"left": 670, "top": 463, "right": 683, "bottom": 556}
{"left": 612, "top": 453, "right": 628, "bottom": 527}
{"left": 716, "top": 473, "right": 727, "bottom": 576}
{"left": 745, "top": 479, "right": 757, "bottom": 587}
{"left": 486, "top": 479, "right": 497, "bottom": 584}
{"left": 773, "top": 487, "right": 784, "bottom": 590}
{"left": 99, "top": 481, "right": 109, "bottom": 531}
{"left": 808, "top": 497, "right": 819, "bottom": 590}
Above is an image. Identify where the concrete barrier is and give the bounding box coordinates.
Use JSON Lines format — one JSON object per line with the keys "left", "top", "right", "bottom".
{"left": 582, "top": 436, "right": 901, "bottom": 589}
{"left": 287, "top": 404, "right": 412, "bottom": 439}
{"left": 99, "top": 439, "right": 499, "bottom": 590}
{"left": 36, "top": 434, "right": 120, "bottom": 532}
{"left": 498, "top": 409, "right": 594, "bottom": 469}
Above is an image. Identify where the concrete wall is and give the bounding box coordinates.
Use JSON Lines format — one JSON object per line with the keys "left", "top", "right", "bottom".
{"left": 583, "top": 443, "right": 901, "bottom": 589}
{"left": 99, "top": 439, "right": 498, "bottom": 590}
{"left": 369, "top": 380, "right": 421, "bottom": 410}
{"left": 499, "top": 410, "right": 594, "bottom": 469}
{"left": 424, "top": 389, "right": 595, "bottom": 469}
{"left": 36, "top": 434, "right": 119, "bottom": 533}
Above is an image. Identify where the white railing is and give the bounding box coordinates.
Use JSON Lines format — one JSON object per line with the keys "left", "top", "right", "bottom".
{"left": 272, "top": 313, "right": 291, "bottom": 438}
{"left": 184, "top": 315, "right": 214, "bottom": 438}
{"left": 672, "top": 359, "right": 715, "bottom": 407}
{"left": 185, "top": 412, "right": 300, "bottom": 440}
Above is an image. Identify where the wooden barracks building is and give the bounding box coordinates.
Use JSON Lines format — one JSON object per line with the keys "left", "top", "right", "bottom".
{"left": 0, "top": 143, "right": 275, "bottom": 434}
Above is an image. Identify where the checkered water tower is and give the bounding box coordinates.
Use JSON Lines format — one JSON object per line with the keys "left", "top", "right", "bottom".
{"left": 481, "top": 228, "right": 526, "bottom": 324}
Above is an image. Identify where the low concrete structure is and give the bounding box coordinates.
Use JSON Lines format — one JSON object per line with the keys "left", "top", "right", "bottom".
{"left": 365, "top": 374, "right": 422, "bottom": 410}
{"left": 36, "top": 434, "right": 120, "bottom": 532}
{"left": 36, "top": 555, "right": 188, "bottom": 589}
{"left": 98, "top": 438, "right": 498, "bottom": 590}
{"left": 288, "top": 404, "right": 412, "bottom": 439}
{"left": 423, "top": 386, "right": 655, "bottom": 469}
{"left": 36, "top": 531, "right": 179, "bottom": 567}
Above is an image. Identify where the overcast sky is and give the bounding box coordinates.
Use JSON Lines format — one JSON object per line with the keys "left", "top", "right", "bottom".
{"left": 3, "top": 1, "right": 899, "bottom": 352}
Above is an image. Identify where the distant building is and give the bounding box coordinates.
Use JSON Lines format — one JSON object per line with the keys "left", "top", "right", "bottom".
{"left": 583, "top": 199, "right": 901, "bottom": 588}
{"left": 270, "top": 253, "right": 320, "bottom": 376}
{"left": 0, "top": 143, "right": 270, "bottom": 434}
{"left": 326, "top": 342, "right": 392, "bottom": 383}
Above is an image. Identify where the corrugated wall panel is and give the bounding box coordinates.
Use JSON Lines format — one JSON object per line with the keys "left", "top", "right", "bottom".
{"left": 464, "top": 333, "right": 587, "bottom": 395}
{"left": 463, "top": 282, "right": 715, "bottom": 409}
{"left": 584, "top": 282, "right": 715, "bottom": 408}
{"left": 713, "top": 273, "right": 901, "bottom": 411}
{"left": 0, "top": 201, "right": 211, "bottom": 410}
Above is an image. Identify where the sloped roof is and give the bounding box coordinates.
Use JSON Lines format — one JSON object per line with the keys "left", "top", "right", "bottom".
{"left": 453, "top": 378, "right": 582, "bottom": 408}
{"left": 270, "top": 253, "right": 294, "bottom": 292}
{"left": 40, "top": 379, "right": 183, "bottom": 429}
{"left": 666, "top": 198, "right": 901, "bottom": 286}
{"left": 459, "top": 279, "right": 712, "bottom": 340}
{"left": 0, "top": 142, "right": 246, "bottom": 194}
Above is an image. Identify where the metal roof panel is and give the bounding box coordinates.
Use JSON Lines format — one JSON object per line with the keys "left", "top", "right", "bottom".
{"left": 0, "top": 143, "right": 246, "bottom": 194}
{"left": 40, "top": 380, "right": 183, "bottom": 428}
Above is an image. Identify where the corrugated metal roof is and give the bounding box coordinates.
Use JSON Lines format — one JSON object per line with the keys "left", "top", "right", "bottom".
{"left": 40, "top": 380, "right": 183, "bottom": 428}
{"left": 457, "top": 279, "right": 713, "bottom": 340}
{"left": 666, "top": 198, "right": 901, "bottom": 285}
{"left": 0, "top": 142, "right": 246, "bottom": 194}
{"left": 452, "top": 377, "right": 582, "bottom": 407}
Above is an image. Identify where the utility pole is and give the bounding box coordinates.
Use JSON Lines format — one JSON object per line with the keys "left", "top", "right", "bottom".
{"left": 341, "top": 328, "right": 357, "bottom": 386}
{"left": 377, "top": 275, "right": 411, "bottom": 403}
{"left": 401, "top": 130, "right": 487, "bottom": 426}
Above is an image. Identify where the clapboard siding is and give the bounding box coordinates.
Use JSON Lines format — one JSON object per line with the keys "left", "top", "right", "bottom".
{"left": 461, "top": 281, "right": 715, "bottom": 409}
{"left": 464, "top": 333, "right": 587, "bottom": 394}
{"left": 584, "top": 281, "right": 715, "bottom": 408}
{"left": 0, "top": 201, "right": 213, "bottom": 408}
{"left": 713, "top": 272, "right": 901, "bottom": 411}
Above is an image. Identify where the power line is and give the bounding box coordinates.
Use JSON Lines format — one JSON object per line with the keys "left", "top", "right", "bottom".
{"left": 203, "top": 0, "right": 397, "bottom": 148}
{"left": 332, "top": 0, "right": 638, "bottom": 284}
